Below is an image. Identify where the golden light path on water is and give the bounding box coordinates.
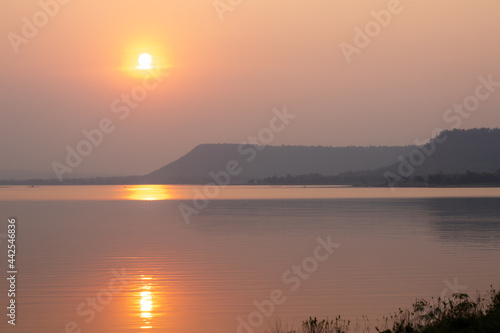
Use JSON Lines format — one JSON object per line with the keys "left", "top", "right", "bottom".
{"left": 125, "top": 185, "right": 171, "bottom": 200}
{"left": 2, "top": 185, "right": 500, "bottom": 201}
{"left": 139, "top": 276, "right": 154, "bottom": 329}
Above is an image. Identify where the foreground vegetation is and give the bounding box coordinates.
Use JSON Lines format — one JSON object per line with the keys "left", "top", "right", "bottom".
{"left": 268, "top": 288, "right": 500, "bottom": 333}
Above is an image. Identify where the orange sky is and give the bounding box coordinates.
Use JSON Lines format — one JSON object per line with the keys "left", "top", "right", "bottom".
{"left": 1, "top": 0, "right": 500, "bottom": 177}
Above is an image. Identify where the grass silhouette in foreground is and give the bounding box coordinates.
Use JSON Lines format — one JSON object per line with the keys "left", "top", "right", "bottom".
{"left": 268, "top": 287, "right": 500, "bottom": 333}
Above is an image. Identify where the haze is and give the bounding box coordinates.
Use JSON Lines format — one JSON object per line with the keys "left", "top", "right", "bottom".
{"left": 1, "top": 0, "right": 500, "bottom": 177}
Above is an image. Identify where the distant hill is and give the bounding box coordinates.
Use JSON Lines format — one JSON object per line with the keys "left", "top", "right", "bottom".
{"left": 0, "top": 169, "right": 115, "bottom": 181}
{"left": 258, "top": 128, "right": 500, "bottom": 186}
{"left": 144, "top": 144, "right": 417, "bottom": 184}
{"left": 410, "top": 128, "right": 500, "bottom": 174}
{"left": 0, "top": 169, "right": 55, "bottom": 181}
{"left": 2, "top": 128, "right": 498, "bottom": 186}
{"left": 369, "top": 128, "right": 500, "bottom": 183}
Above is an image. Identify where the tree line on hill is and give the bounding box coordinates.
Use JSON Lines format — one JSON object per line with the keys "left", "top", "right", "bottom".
{"left": 252, "top": 169, "right": 500, "bottom": 187}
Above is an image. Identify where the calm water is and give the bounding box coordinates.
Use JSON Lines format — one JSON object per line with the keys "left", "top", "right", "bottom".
{"left": 1, "top": 185, "right": 500, "bottom": 332}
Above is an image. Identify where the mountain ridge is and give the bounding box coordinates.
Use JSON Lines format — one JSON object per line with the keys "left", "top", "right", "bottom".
{"left": 144, "top": 143, "right": 418, "bottom": 184}
{"left": 1, "top": 128, "right": 498, "bottom": 185}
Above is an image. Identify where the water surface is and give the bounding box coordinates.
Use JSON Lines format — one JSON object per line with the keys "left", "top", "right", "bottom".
{"left": 1, "top": 186, "right": 499, "bottom": 332}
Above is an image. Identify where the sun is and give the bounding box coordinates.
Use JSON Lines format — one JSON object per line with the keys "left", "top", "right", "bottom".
{"left": 137, "top": 53, "right": 153, "bottom": 70}
{"left": 121, "top": 43, "right": 169, "bottom": 77}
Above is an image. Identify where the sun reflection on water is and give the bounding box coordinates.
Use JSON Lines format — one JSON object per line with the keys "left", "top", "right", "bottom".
{"left": 139, "top": 276, "right": 154, "bottom": 329}
{"left": 125, "top": 185, "right": 171, "bottom": 201}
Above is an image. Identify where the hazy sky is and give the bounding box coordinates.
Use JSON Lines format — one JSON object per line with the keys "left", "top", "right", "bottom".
{"left": 1, "top": 0, "right": 500, "bottom": 177}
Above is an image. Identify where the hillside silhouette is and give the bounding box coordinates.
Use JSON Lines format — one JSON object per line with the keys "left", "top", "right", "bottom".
{"left": 369, "top": 128, "right": 500, "bottom": 184}
{"left": 1, "top": 128, "right": 499, "bottom": 185}
{"left": 144, "top": 144, "right": 416, "bottom": 184}
{"left": 257, "top": 128, "right": 500, "bottom": 186}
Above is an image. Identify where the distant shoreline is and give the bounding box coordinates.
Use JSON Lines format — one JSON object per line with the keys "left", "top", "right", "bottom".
{"left": 1, "top": 183, "right": 500, "bottom": 188}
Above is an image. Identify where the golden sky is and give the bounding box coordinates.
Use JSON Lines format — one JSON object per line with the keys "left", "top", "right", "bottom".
{"left": 1, "top": 0, "right": 500, "bottom": 176}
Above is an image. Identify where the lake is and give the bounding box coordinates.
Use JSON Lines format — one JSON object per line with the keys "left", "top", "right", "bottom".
{"left": 1, "top": 185, "right": 500, "bottom": 332}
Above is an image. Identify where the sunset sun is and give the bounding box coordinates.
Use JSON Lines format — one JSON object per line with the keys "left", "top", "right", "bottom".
{"left": 137, "top": 53, "right": 153, "bottom": 70}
